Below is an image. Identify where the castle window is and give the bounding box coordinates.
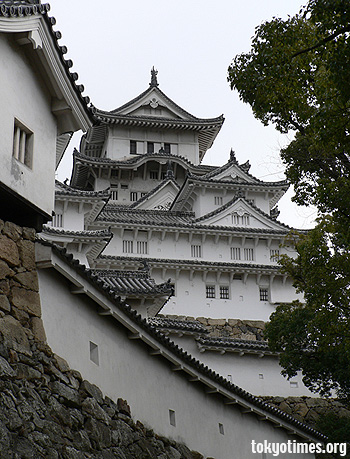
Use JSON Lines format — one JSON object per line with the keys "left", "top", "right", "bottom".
{"left": 130, "top": 140, "right": 137, "bottom": 154}
{"left": 147, "top": 142, "right": 154, "bottom": 154}
{"left": 214, "top": 196, "right": 223, "bottom": 206}
{"left": 164, "top": 143, "right": 171, "bottom": 154}
{"left": 13, "top": 119, "right": 33, "bottom": 168}
{"left": 220, "top": 286, "right": 229, "bottom": 299}
{"left": 206, "top": 285, "right": 216, "bottom": 298}
{"left": 244, "top": 248, "right": 254, "bottom": 261}
{"left": 89, "top": 341, "right": 99, "bottom": 366}
{"left": 150, "top": 170, "right": 158, "bottom": 180}
{"left": 130, "top": 192, "right": 138, "bottom": 201}
{"left": 111, "top": 189, "right": 118, "bottom": 201}
{"left": 290, "top": 382, "right": 299, "bottom": 388}
{"left": 169, "top": 409, "right": 176, "bottom": 427}
{"left": 51, "top": 213, "right": 63, "bottom": 227}
{"left": 270, "top": 249, "right": 280, "bottom": 261}
{"left": 259, "top": 287, "right": 269, "bottom": 302}
{"left": 230, "top": 247, "right": 241, "bottom": 260}
{"left": 232, "top": 213, "right": 240, "bottom": 225}
{"left": 137, "top": 241, "right": 148, "bottom": 254}
{"left": 259, "top": 373, "right": 264, "bottom": 379}
{"left": 191, "top": 244, "right": 202, "bottom": 258}
{"left": 121, "top": 184, "right": 128, "bottom": 189}
{"left": 219, "top": 423, "right": 225, "bottom": 435}
{"left": 123, "top": 240, "right": 133, "bottom": 253}
{"left": 242, "top": 214, "right": 250, "bottom": 225}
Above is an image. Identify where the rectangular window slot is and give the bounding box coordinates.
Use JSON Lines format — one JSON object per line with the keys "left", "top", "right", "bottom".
{"left": 137, "top": 241, "right": 148, "bottom": 254}
{"left": 259, "top": 287, "right": 269, "bottom": 302}
{"left": 290, "top": 382, "right": 299, "bottom": 388}
{"left": 169, "top": 409, "right": 176, "bottom": 427}
{"left": 227, "top": 374, "right": 233, "bottom": 382}
{"left": 147, "top": 142, "right": 154, "bottom": 154}
{"left": 13, "top": 119, "right": 33, "bottom": 168}
{"left": 206, "top": 285, "right": 215, "bottom": 298}
{"left": 130, "top": 140, "right": 137, "bottom": 154}
{"left": 220, "top": 286, "right": 229, "bottom": 299}
{"left": 191, "top": 245, "right": 202, "bottom": 258}
{"left": 130, "top": 192, "right": 138, "bottom": 201}
{"left": 231, "top": 247, "right": 241, "bottom": 260}
{"left": 123, "top": 240, "right": 133, "bottom": 253}
{"left": 244, "top": 248, "right": 254, "bottom": 261}
{"left": 52, "top": 213, "right": 63, "bottom": 227}
{"left": 121, "top": 184, "right": 128, "bottom": 189}
{"left": 214, "top": 196, "right": 223, "bottom": 206}
{"left": 259, "top": 373, "right": 264, "bottom": 379}
{"left": 111, "top": 189, "right": 118, "bottom": 201}
{"left": 89, "top": 341, "right": 99, "bottom": 366}
{"left": 164, "top": 143, "right": 171, "bottom": 154}
{"left": 270, "top": 249, "right": 280, "bottom": 261}
{"left": 150, "top": 170, "right": 158, "bottom": 180}
{"left": 219, "top": 423, "right": 225, "bottom": 435}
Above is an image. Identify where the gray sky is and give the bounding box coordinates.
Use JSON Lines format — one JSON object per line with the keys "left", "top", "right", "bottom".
{"left": 51, "top": 0, "right": 316, "bottom": 228}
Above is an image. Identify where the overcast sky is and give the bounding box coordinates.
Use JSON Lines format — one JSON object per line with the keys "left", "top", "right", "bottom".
{"left": 51, "top": 0, "right": 316, "bottom": 228}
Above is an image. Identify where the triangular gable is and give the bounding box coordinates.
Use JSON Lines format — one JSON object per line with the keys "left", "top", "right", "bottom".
{"left": 195, "top": 198, "right": 290, "bottom": 231}
{"left": 204, "top": 162, "right": 257, "bottom": 184}
{"left": 132, "top": 180, "right": 180, "bottom": 211}
{"left": 113, "top": 87, "right": 192, "bottom": 121}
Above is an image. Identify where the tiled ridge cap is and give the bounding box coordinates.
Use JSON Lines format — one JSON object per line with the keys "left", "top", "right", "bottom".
{"left": 101, "top": 207, "right": 195, "bottom": 218}
{"left": 147, "top": 317, "right": 209, "bottom": 334}
{"left": 187, "top": 173, "right": 289, "bottom": 188}
{"left": 197, "top": 336, "right": 270, "bottom": 350}
{"left": 0, "top": 2, "right": 95, "bottom": 121}
{"left": 55, "top": 180, "right": 110, "bottom": 199}
{"left": 37, "top": 239, "right": 326, "bottom": 442}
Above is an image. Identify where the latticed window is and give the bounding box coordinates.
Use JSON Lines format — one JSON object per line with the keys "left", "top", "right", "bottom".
{"left": 164, "top": 143, "right": 171, "bottom": 154}
{"left": 191, "top": 245, "right": 202, "bottom": 258}
{"left": 111, "top": 189, "right": 118, "bottom": 201}
{"left": 230, "top": 247, "right": 241, "bottom": 260}
{"left": 206, "top": 285, "right": 216, "bottom": 298}
{"left": 270, "top": 249, "right": 280, "bottom": 261}
{"left": 13, "top": 119, "right": 33, "bottom": 168}
{"left": 137, "top": 241, "right": 148, "bottom": 254}
{"left": 214, "top": 196, "right": 223, "bottom": 206}
{"left": 150, "top": 170, "right": 158, "bottom": 179}
{"left": 259, "top": 287, "right": 269, "bottom": 302}
{"left": 130, "top": 192, "right": 138, "bottom": 201}
{"left": 232, "top": 213, "right": 240, "bottom": 225}
{"left": 122, "top": 240, "right": 133, "bottom": 253}
{"left": 242, "top": 214, "right": 250, "bottom": 225}
{"left": 220, "top": 286, "right": 229, "bottom": 299}
{"left": 52, "top": 213, "right": 63, "bottom": 227}
{"left": 244, "top": 248, "right": 254, "bottom": 261}
{"left": 147, "top": 142, "right": 154, "bottom": 154}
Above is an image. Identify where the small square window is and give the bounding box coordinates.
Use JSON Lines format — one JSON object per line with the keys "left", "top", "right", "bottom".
{"left": 137, "top": 241, "right": 148, "bottom": 254}
{"left": 231, "top": 247, "right": 241, "bottom": 260}
{"left": 290, "top": 381, "right": 299, "bottom": 388}
{"left": 206, "top": 285, "right": 216, "bottom": 298}
{"left": 121, "top": 184, "right": 128, "bottom": 189}
{"left": 13, "top": 119, "right": 33, "bottom": 168}
{"left": 259, "top": 288, "right": 269, "bottom": 302}
{"left": 89, "top": 341, "right": 99, "bottom": 366}
{"left": 244, "top": 248, "right": 254, "bottom": 261}
{"left": 111, "top": 189, "right": 118, "bottom": 201}
{"left": 191, "top": 245, "right": 202, "bottom": 258}
{"left": 259, "top": 373, "right": 264, "bottom": 379}
{"left": 270, "top": 249, "right": 280, "bottom": 261}
{"left": 123, "top": 240, "right": 133, "bottom": 253}
{"left": 150, "top": 170, "right": 158, "bottom": 180}
{"left": 130, "top": 192, "right": 138, "bottom": 201}
{"left": 214, "top": 196, "right": 223, "bottom": 206}
{"left": 220, "top": 286, "right": 229, "bottom": 299}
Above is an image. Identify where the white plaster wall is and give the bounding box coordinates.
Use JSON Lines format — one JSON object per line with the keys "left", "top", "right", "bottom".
{"left": 38, "top": 268, "right": 315, "bottom": 459}
{"left": 0, "top": 34, "right": 56, "bottom": 216}
{"left": 167, "top": 336, "right": 315, "bottom": 397}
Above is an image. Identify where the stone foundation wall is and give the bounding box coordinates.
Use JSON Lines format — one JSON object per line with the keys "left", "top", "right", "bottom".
{"left": 261, "top": 396, "right": 350, "bottom": 429}
{"left": 162, "top": 315, "right": 265, "bottom": 340}
{"left": 0, "top": 220, "right": 208, "bottom": 459}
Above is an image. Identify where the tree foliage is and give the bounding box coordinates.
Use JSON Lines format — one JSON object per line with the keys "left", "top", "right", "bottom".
{"left": 228, "top": 0, "right": 350, "bottom": 399}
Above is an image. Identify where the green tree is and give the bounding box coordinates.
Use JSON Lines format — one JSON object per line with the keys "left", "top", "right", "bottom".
{"left": 228, "top": 0, "right": 350, "bottom": 399}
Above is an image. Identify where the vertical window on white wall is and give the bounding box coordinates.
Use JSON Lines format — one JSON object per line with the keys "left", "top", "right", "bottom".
{"left": 52, "top": 213, "right": 63, "bottom": 227}
{"left": 13, "top": 119, "right": 33, "bottom": 168}
{"left": 137, "top": 241, "right": 148, "bottom": 254}
{"left": 111, "top": 189, "right": 118, "bottom": 201}
{"left": 244, "top": 248, "right": 254, "bottom": 261}
{"left": 232, "top": 213, "right": 240, "bottom": 225}
{"left": 270, "top": 249, "right": 280, "bottom": 261}
{"left": 242, "top": 214, "right": 250, "bottom": 225}
{"left": 169, "top": 409, "right": 176, "bottom": 426}
{"left": 89, "top": 341, "right": 99, "bottom": 365}
{"left": 130, "top": 140, "right": 137, "bottom": 154}
{"left": 123, "top": 240, "right": 133, "bottom": 253}
{"left": 214, "top": 196, "right": 223, "bottom": 205}
{"left": 206, "top": 285, "right": 216, "bottom": 298}
{"left": 130, "top": 192, "right": 138, "bottom": 201}
{"left": 219, "top": 423, "right": 225, "bottom": 435}
{"left": 230, "top": 247, "right": 241, "bottom": 260}
{"left": 191, "top": 245, "right": 202, "bottom": 258}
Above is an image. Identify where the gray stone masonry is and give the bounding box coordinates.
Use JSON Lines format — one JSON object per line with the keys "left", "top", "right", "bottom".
{"left": 0, "top": 220, "right": 211, "bottom": 459}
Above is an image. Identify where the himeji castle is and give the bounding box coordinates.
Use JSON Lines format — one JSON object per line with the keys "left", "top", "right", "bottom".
{"left": 41, "top": 68, "right": 311, "bottom": 397}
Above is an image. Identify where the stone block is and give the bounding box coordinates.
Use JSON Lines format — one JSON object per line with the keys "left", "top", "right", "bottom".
{"left": 30, "top": 317, "right": 47, "bottom": 342}
{"left": 243, "top": 320, "right": 266, "bottom": 330}
{"left": 0, "top": 315, "right": 31, "bottom": 356}
{"left": 227, "top": 319, "right": 240, "bottom": 326}
{"left": 0, "top": 356, "right": 15, "bottom": 378}
{"left": 0, "top": 280, "right": 10, "bottom": 296}
{"left": 17, "top": 239, "right": 36, "bottom": 270}
{"left": 11, "top": 287, "right": 41, "bottom": 317}
{"left": 208, "top": 318, "right": 226, "bottom": 326}
{"left": 54, "top": 354, "right": 70, "bottom": 373}
{"left": 82, "top": 397, "right": 111, "bottom": 423}
{"left": 0, "top": 295, "right": 11, "bottom": 313}
{"left": 240, "top": 333, "right": 257, "bottom": 341}
{"left": 195, "top": 317, "right": 208, "bottom": 325}
{"left": 50, "top": 381, "right": 81, "bottom": 408}
{"left": 14, "top": 363, "right": 41, "bottom": 381}
{"left": 80, "top": 380, "right": 104, "bottom": 405}
{"left": 22, "top": 227, "right": 36, "bottom": 241}
{"left": 0, "top": 236, "right": 20, "bottom": 267}
{"left": 0, "top": 260, "right": 14, "bottom": 280}
{"left": 3, "top": 221, "right": 22, "bottom": 242}
{"left": 14, "top": 271, "right": 39, "bottom": 291}
{"left": 294, "top": 402, "right": 309, "bottom": 418}
{"left": 117, "top": 398, "right": 131, "bottom": 417}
